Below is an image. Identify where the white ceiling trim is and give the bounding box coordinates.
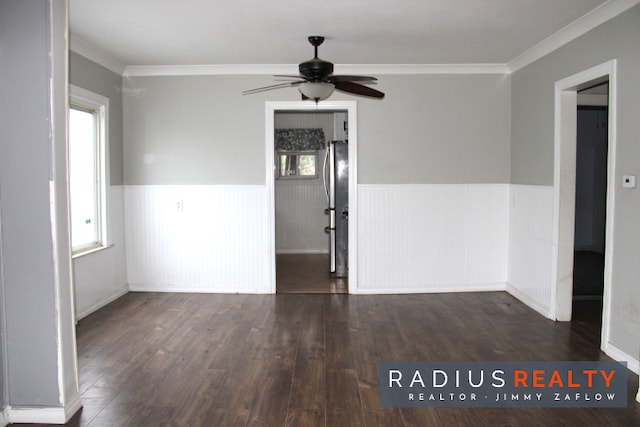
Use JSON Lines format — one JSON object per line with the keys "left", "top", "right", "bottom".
{"left": 508, "top": 0, "right": 640, "bottom": 72}
{"left": 70, "top": 35, "right": 126, "bottom": 75}
{"left": 122, "top": 63, "right": 510, "bottom": 77}
{"left": 337, "top": 64, "right": 510, "bottom": 75}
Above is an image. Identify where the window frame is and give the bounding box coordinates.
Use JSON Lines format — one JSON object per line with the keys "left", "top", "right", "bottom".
{"left": 69, "top": 85, "right": 109, "bottom": 256}
{"left": 276, "top": 151, "right": 319, "bottom": 180}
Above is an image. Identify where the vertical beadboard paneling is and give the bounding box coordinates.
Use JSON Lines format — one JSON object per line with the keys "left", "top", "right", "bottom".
{"left": 74, "top": 185, "right": 128, "bottom": 319}
{"left": 275, "top": 179, "right": 329, "bottom": 253}
{"left": 122, "top": 183, "right": 556, "bottom": 306}
{"left": 357, "top": 184, "right": 508, "bottom": 293}
{"left": 467, "top": 185, "right": 509, "bottom": 283}
{"left": 507, "top": 184, "right": 555, "bottom": 317}
{"left": 125, "top": 185, "right": 268, "bottom": 293}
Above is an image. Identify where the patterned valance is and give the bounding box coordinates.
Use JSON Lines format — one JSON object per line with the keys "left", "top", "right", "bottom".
{"left": 275, "top": 128, "right": 325, "bottom": 151}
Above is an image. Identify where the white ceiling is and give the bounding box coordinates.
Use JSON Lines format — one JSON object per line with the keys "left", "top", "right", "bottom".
{"left": 70, "top": 0, "right": 615, "bottom": 69}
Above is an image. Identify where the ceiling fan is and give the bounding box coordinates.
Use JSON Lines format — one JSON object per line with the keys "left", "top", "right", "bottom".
{"left": 242, "top": 36, "right": 385, "bottom": 102}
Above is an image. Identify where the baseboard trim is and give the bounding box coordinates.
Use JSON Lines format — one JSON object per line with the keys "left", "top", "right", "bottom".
{"left": 6, "top": 392, "right": 82, "bottom": 425}
{"left": 276, "top": 249, "right": 329, "bottom": 255}
{"left": 128, "top": 284, "right": 272, "bottom": 294}
{"left": 352, "top": 282, "right": 506, "bottom": 295}
{"left": 76, "top": 285, "right": 129, "bottom": 321}
{"left": 64, "top": 393, "right": 83, "bottom": 423}
{"left": 8, "top": 406, "right": 67, "bottom": 425}
{"left": 505, "top": 282, "right": 553, "bottom": 320}
{"left": 603, "top": 342, "right": 640, "bottom": 403}
{"left": 604, "top": 342, "right": 640, "bottom": 375}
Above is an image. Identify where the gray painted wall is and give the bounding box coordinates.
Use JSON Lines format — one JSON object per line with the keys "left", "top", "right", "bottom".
{"left": 70, "top": 51, "right": 124, "bottom": 185}
{"left": 511, "top": 5, "right": 640, "bottom": 185}
{"left": 0, "top": 0, "right": 77, "bottom": 409}
{"left": 123, "top": 73, "right": 511, "bottom": 185}
{"left": 510, "top": 5, "right": 640, "bottom": 359}
{"left": 124, "top": 75, "right": 271, "bottom": 185}
{"left": 358, "top": 74, "right": 511, "bottom": 184}
{"left": 0, "top": 0, "right": 59, "bottom": 405}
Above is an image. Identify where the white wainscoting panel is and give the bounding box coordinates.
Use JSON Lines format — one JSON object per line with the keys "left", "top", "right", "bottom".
{"left": 275, "top": 179, "right": 329, "bottom": 254}
{"left": 74, "top": 185, "right": 128, "bottom": 319}
{"left": 507, "top": 185, "right": 555, "bottom": 318}
{"left": 125, "top": 185, "right": 269, "bottom": 293}
{"left": 123, "top": 183, "right": 559, "bottom": 305}
{"left": 356, "top": 184, "right": 508, "bottom": 293}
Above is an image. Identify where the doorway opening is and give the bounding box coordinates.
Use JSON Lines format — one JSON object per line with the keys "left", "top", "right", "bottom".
{"left": 265, "top": 101, "right": 358, "bottom": 294}
{"left": 572, "top": 83, "right": 609, "bottom": 342}
{"left": 274, "top": 111, "right": 347, "bottom": 293}
{"left": 552, "top": 60, "right": 616, "bottom": 352}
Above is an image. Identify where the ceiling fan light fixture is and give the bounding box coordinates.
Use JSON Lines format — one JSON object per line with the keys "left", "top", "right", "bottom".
{"left": 299, "top": 82, "right": 335, "bottom": 101}
{"left": 243, "top": 36, "right": 384, "bottom": 100}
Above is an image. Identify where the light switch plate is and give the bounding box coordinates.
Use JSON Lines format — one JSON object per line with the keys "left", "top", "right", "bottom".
{"left": 622, "top": 175, "right": 636, "bottom": 189}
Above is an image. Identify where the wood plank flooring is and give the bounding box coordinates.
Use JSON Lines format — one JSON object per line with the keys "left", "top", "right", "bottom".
{"left": 14, "top": 291, "right": 640, "bottom": 427}
{"left": 276, "top": 254, "right": 347, "bottom": 294}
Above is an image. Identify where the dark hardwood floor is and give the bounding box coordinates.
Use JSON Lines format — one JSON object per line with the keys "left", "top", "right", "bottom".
{"left": 14, "top": 291, "right": 639, "bottom": 427}
{"left": 276, "top": 254, "right": 347, "bottom": 294}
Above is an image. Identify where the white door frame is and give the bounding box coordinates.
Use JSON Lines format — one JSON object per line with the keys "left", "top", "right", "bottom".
{"left": 265, "top": 101, "right": 358, "bottom": 293}
{"left": 551, "top": 60, "right": 616, "bottom": 352}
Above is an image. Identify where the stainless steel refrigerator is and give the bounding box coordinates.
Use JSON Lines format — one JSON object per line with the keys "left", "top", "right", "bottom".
{"left": 324, "top": 140, "right": 348, "bottom": 277}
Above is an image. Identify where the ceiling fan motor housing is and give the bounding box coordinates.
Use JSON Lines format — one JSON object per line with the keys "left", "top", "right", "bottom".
{"left": 299, "top": 36, "right": 333, "bottom": 81}
{"left": 299, "top": 58, "right": 334, "bottom": 82}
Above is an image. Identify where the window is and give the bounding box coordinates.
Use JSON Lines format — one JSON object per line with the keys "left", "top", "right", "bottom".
{"left": 277, "top": 151, "right": 318, "bottom": 179}
{"left": 69, "top": 86, "right": 108, "bottom": 255}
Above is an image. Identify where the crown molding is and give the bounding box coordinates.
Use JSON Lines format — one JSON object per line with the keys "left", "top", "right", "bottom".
{"left": 123, "top": 64, "right": 296, "bottom": 77}
{"left": 508, "top": 0, "right": 640, "bottom": 72}
{"left": 335, "top": 64, "right": 510, "bottom": 75}
{"left": 69, "top": 34, "right": 126, "bottom": 75}
{"left": 122, "top": 63, "right": 509, "bottom": 77}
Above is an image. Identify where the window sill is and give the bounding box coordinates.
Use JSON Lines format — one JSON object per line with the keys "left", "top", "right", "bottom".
{"left": 72, "top": 244, "right": 114, "bottom": 259}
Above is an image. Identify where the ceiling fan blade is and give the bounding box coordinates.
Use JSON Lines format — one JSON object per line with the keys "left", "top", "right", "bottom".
{"left": 242, "top": 81, "right": 301, "bottom": 95}
{"left": 329, "top": 75, "right": 378, "bottom": 83}
{"left": 274, "top": 74, "right": 307, "bottom": 80}
{"left": 334, "top": 81, "right": 385, "bottom": 99}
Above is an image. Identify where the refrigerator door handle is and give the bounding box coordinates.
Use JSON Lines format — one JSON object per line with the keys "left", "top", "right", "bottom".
{"left": 322, "top": 142, "right": 330, "bottom": 203}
